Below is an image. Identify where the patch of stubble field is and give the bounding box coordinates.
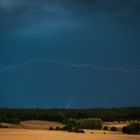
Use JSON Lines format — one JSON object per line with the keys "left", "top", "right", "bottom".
{"left": 0, "top": 129, "right": 139, "bottom": 140}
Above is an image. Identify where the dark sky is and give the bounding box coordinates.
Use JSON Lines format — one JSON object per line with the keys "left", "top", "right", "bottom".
{"left": 0, "top": 0, "right": 140, "bottom": 108}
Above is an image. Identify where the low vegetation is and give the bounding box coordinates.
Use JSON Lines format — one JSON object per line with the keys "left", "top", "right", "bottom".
{"left": 123, "top": 121, "right": 140, "bottom": 134}
{"left": 103, "top": 126, "right": 108, "bottom": 130}
{"left": 0, "top": 107, "right": 139, "bottom": 124}
{"left": 0, "top": 123, "right": 9, "bottom": 128}
{"left": 77, "top": 118, "right": 103, "bottom": 129}
{"left": 110, "top": 126, "right": 117, "bottom": 131}
{"left": 62, "top": 118, "right": 102, "bottom": 133}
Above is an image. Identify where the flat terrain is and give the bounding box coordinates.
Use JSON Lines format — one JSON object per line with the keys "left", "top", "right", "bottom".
{"left": 20, "top": 120, "right": 64, "bottom": 129}
{"left": 0, "top": 129, "right": 139, "bottom": 140}
{"left": 103, "top": 121, "right": 127, "bottom": 129}
{"left": 0, "top": 120, "right": 127, "bottom": 130}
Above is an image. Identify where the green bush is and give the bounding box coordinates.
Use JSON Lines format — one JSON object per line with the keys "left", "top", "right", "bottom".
{"left": 66, "top": 119, "right": 77, "bottom": 132}
{"left": 62, "top": 125, "right": 68, "bottom": 130}
{"left": 110, "top": 127, "right": 117, "bottom": 131}
{"left": 9, "top": 118, "right": 20, "bottom": 124}
{"left": 55, "top": 126, "right": 61, "bottom": 130}
{"left": 103, "top": 126, "right": 108, "bottom": 130}
{"left": 49, "top": 127, "right": 54, "bottom": 130}
{"left": 78, "top": 118, "right": 103, "bottom": 130}
{"left": 63, "top": 118, "right": 102, "bottom": 133}
{"left": 0, "top": 124, "right": 9, "bottom": 128}
{"left": 122, "top": 121, "right": 140, "bottom": 134}
{"left": 64, "top": 118, "right": 103, "bottom": 131}
{"left": 75, "top": 129, "right": 85, "bottom": 133}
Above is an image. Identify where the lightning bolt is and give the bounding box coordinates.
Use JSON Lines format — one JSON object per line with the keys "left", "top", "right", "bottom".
{"left": 65, "top": 95, "right": 74, "bottom": 109}
{"left": 0, "top": 59, "right": 140, "bottom": 73}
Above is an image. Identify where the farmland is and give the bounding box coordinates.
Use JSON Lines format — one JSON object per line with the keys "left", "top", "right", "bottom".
{"left": 0, "top": 128, "right": 139, "bottom": 140}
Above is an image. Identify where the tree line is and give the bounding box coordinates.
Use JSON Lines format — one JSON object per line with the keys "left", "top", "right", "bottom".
{"left": 0, "top": 107, "right": 140, "bottom": 124}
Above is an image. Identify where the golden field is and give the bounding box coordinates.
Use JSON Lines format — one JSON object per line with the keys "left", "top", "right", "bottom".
{"left": 0, "top": 129, "right": 140, "bottom": 140}
{"left": 20, "top": 120, "right": 64, "bottom": 129}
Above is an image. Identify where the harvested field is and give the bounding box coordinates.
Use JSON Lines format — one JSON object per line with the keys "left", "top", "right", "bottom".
{"left": 0, "top": 129, "right": 139, "bottom": 140}
{"left": 103, "top": 121, "right": 127, "bottom": 129}
{"left": 20, "top": 120, "right": 64, "bottom": 130}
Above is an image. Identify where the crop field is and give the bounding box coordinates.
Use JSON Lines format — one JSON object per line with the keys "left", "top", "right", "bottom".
{"left": 0, "top": 129, "right": 139, "bottom": 140}
{"left": 20, "top": 120, "right": 64, "bottom": 129}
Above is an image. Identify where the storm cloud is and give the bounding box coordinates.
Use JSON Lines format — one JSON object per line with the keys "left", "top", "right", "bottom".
{"left": 0, "top": 0, "right": 140, "bottom": 108}
{"left": 0, "top": 0, "right": 140, "bottom": 37}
